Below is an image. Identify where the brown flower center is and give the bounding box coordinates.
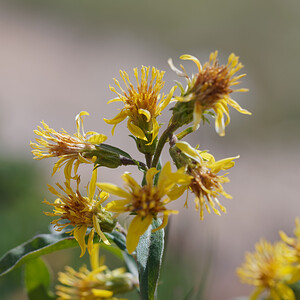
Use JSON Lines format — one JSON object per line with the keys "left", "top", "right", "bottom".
{"left": 193, "top": 65, "right": 232, "bottom": 108}
{"left": 126, "top": 185, "right": 165, "bottom": 217}
{"left": 189, "top": 167, "right": 218, "bottom": 199}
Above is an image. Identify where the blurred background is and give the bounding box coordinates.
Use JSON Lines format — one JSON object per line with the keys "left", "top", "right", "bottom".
{"left": 1, "top": 0, "right": 300, "bottom": 299}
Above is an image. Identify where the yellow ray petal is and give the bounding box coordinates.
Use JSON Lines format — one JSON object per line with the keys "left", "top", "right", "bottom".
{"left": 93, "top": 215, "right": 110, "bottom": 246}
{"left": 88, "top": 169, "right": 97, "bottom": 201}
{"left": 122, "top": 173, "right": 140, "bottom": 189}
{"left": 105, "top": 200, "right": 131, "bottom": 212}
{"left": 146, "top": 168, "right": 159, "bottom": 186}
{"left": 74, "top": 225, "right": 88, "bottom": 257}
{"left": 176, "top": 141, "right": 201, "bottom": 163}
{"left": 157, "top": 161, "right": 172, "bottom": 191}
{"left": 87, "top": 228, "right": 95, "bottom": 256}
{"left": 167, "top": 185, "right": 188, "bottom": 200}
{"left": 157, "top": 85, "right": 177, "bottom": 114}
{"left": 126, "top": 215, "right": 153, "bottom": 254}
{"left": 90, "top": 242, "right": 100, "bottom": 270}
{"left": 214, "top": 107, "right": 225, "bottom": 136}
{"left": 97, "top": 183, "right": 130, "bottom": 198}
{"left": 103, "top": 111, "right": 127, "bottom": 125}
{"left": 75, "top": 111, "right": 89, "bottom": 136}
{"left": 152, "top": 214, "right": 169, "bottom": 233}
{"left": 87, "top": 134, "right": 107, "bottom": 144}
{"left": 227, "top": 98, "right": 252, "bottom": 115}
{"left": 209, "top": 156, "right": 239, "bottom": 173}
{"left": 193, "top": 101, "right": 202, "bottom": 131}
{"left": 146, "top": 118, "right": 160, "bottom": 145}
{"left": 91, "top": 289, "right": 114, "bottom": 297}
{"left": 180, "top": 54, "right": 202, "bottom": 72}
{"left": 127, "top": 119, "right": 148, "bottom": 141}
{"left": 138, "top": 108, "right": 151, "bottom": 122}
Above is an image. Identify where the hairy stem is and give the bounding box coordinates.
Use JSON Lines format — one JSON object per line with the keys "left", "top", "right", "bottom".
{"left": 151, "top": 123, "right": 179, "bottom": 168}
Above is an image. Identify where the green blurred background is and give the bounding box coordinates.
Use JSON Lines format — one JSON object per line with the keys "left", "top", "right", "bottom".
{"left": 1, "top": 0, "right": 300, "bottom": 299}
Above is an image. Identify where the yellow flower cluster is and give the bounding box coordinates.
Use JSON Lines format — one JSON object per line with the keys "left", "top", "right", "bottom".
{"left": 31, "top": 52, "right": 250, "bottom": 255}
{"left": 30, "top": 51, "right": 250, "bottom": 299}
{"left": 237, "top": 218, "right": 300, "bottom": 300}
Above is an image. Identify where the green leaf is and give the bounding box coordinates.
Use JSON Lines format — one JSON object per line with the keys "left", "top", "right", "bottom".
{"left": 0, "top": 233, "right": 77, "bottom": 277}
{"left": 136, "top": 219, "right": 164, "bottom": 300}
{"left": 25, "top": 257, "right": 55, "bottom": 300}
{"left": 105, "top": 231, "right": 127, "bottom": 251}
{"left": 98, "top": 143, "right": 133, "bottom": 159}
{"left": 0, "top": 230, "right": 136, "bottom": 277}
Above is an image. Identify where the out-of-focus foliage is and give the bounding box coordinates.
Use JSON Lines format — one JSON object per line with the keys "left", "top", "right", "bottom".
{"left": 0, "top": 159, "right": 48, "bottom": 299}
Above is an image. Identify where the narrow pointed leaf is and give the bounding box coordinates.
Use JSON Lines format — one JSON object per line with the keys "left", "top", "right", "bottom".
{"left": 136, "top": 219, "right": 164, "bottom": 300}
{"left": 98, "top": 143, "right": 132, "bottom": 159}
{"left": 0, "top": 230, "right": 136, "bottom": 277}
{"left": 0, "top": 233, "right": 76, "bottom": 276}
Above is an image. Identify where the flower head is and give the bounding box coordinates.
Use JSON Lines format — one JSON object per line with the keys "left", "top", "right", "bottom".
{"left": 31, "top": 111, "right": 107, "bottom": 182}
{"left": 279, "top": 217, "right": 300, "bottom": 281}
{"left": 104, "top": 66, "right": 176, "bottom": 152}
{"left": 44, "top": 171, "right": 115, "bottom": 257}
{"left": 169, "top": 51, "right": 251, "bottom": 136}
{"left": 280, "top": 218, "right": 300, "bottom": 260}
{"left": 237, "top": 239, "right": 297, "bottom": 300}
{"left": 56, "top": 244, "right": 136, "bottom": 300}
{"left": 171, "top": 141, "right": 238, "bottom": 220}
{"left": 97, "top": 162, "right": 191, "bottom": 253}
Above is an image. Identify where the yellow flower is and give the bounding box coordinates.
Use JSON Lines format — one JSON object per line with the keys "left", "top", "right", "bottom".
{"left": 97, "top": 162, "right": 191, "bottom": 254}
{"left": 280, "top": 218, "right": 300, "bottom": 260}
{"left": 44, "top": 171, "right": 115, "bottom": 257}
{"left": 56, "top": 244, "right": 135, "bottom": 300}
{"left": 237, "top": 239, "right": 297, "bottom": 300}
{"left": 31, "top": 111, "right": 107, "bottom": 182}
{"left": 175, "top": 141, "right": 238, "bottom": 220}
{"left": 169, "top": 51, "right": 251, "bottom": 136}
{"left": 104, "top": 66, "right": 176, "bottom": 147}
{"left": 280, "top": 217, "right": 300, "bottom": 281}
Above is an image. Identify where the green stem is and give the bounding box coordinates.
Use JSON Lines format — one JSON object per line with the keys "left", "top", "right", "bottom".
{"left": 151, "top": 123, "right": 179, "bottom": 168}
{"left": 120, "top": 157, "right": 147, "bottom": 172}
{"left": 145, "top": 154, "right": 152, "bottom": 169}
{"left": 176, "top": 126, "right": 194, "bottom": 140}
